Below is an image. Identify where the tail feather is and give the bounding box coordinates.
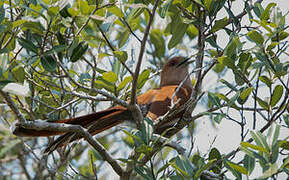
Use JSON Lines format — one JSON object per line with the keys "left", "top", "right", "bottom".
{"left": 12, "top": 107, "right": 126, "bottom": 137}
{"left": 44, "top": 107, "right": 132, "bottom": 153}
{"left": 12, "top": 106, "right": 132, "bottom": 153}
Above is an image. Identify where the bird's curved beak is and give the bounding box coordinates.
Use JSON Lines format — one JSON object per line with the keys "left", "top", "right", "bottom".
{"left": 177, "top": 57, "right": 191, "bottom": 68}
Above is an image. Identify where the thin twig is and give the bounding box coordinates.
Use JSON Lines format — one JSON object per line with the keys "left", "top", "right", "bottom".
{"left": 0, "top": 90, "right": 26, "bottom": 122}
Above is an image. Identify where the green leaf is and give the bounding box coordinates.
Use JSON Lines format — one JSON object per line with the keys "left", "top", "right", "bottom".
{"left": 223, "top": 160, "right": 242, "bottom": 179}
{"left": 272, "top": 125, "right": 280, "bottom": 147}
{"left": 250, "top": 131, "right": 270, "bottom": 152}
{"left": 79, "top": 0, "right": 90, "bottom": 15}
{"left": 240, "top": 146, "right": 267, "bottom": 165}
{"left": 211, "top": 17, "right": 228, "bottom": 33}
{"left": 261, "top": 3, "right": 276, "bottom": 21}
{"left": 12, "top": 19, "right": 28, "bottom": 28}
{"left": 241, "top": 142, "right": 268, "bottom": 153}
{"left": 170, "top": 155, "right": 194, "bottom": 177}
{"left": 238, "top": 87, "right": 251, "bottom": 105}
{"left": 108, "top": 6, "right": 124, "bottom": 18}
{"left": 113, "top": 51, "right": 128, "bottom": 63}
{"left": 204, "top": 0, "right": 212, "bottom": 11}
{"left": 233, "top": 69, "right": 245, "bottom": 86}
{"left": 280, "top": 156, "right": 289, "bottom": 169}
{"left": 12, "top": 66, "right": 25, "bottom": 83}
{"left": 150, "top": 29, "right": 165, "bottom": 58}
{"left": 59, "top": 4, "right": 71, "bottom": 18}
{"left": 218, "top": 56, "right": 235, "bottom": 69}
{"left": 283, "top": 114, "right": 289, "bottom": 128}
{"left": 56, "top": 31, "right": 66, "bottom": 45}
{"left": 194, "top": 159, "right": 216, "bottom": 179}
{"left": 220, "top": 79, "right": 238, "bottom": 91}
{"left": 117, "top": 76, "right": 132, "bottom": 91}
{"left": 41, "top": 55, "right": 57, "bottom": 72}
{"left": 208, "top": 147, "right": 222, "bottom": 173}
{"left": 214, "top": 113, "right": 226, "bottom": 124}
{"left": 272, "top": 31, "right": 289, "bottom": 42}
{"left": 256, "top": 97, "right": 269, "bottom": 110}
{"left": 226, "top": 161, "right": 248, "bottom": 175}
{"left": 208, "top": 92, "right": 221, "bottom": 108}
{"left": 135, "top": 144, "right": 153, "bottom": 155}
{"left": 240, "top": 87, "right": 254, "bottom": 100}
{"left": 159, "top": 0, "right": 173, "bottom": 18}
{"left": 270, "top": 85, "right": 283, "bottom": 107}
{"left": 253, "top": 2, "right": 263, "bottom": 18}
{"left": 209, "top": 148, "right": 221, "bottom": 160}
{"left": 135, "top": 166, "right": 153, "bottom": 179}
{"left": 70, "top": 41, "right": 88, "bottom": 62}
{"left": 279, "top": 140, "right": 289, "bottom": 150}
{"left": 224, "top": 36, "right": 239, "bottom": 57}
{"left": 187, "top": 24, "right": 198, "bottom": 39}
{"left": 43, "top": 45, "right": 67, "bottom": 56}
{"left": 243, "top": 154, "right": 255, "bottom": 175}
{"left": 228, "top": 91, "right": 240, "bottom": 106}
{"left": 137, "top": 69, "right": 150, "bottom": 89}
{"left": 247, "top": 30, "right": 264, "bottom": 44}
{"left": 216, "top": 93, "right": 230, "bottom": 103}
{"left": 127, "top": 5, "right": 145, "bottom": 21}
{"left": 206, "top": 35, "right": 220, "bottom": 49}
{"left": 18, "top": 38, "right": 38, "bottom": 54}
{"left": 102, "top": 71, "right": 118, "bottom": 83}
{"left": 237, "top": 52, "right": 252, "bottom": 73}
{"left": 259, "top": 75, "right": 272, "bottom": 87}
{"left": 118, "top": 30, "right": 130, "bottom": 48}
{"left": 168, "top": 22, "right": 188, "bottom": 49}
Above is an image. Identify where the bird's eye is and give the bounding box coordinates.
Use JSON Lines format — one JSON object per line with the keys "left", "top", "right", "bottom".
{"left": 169, "top": 61, "right": 176, "bottom": 66}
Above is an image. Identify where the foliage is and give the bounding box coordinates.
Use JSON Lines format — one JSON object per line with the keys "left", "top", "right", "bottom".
{"left": 0, "top": 0, "right": 288, "bottom": 179}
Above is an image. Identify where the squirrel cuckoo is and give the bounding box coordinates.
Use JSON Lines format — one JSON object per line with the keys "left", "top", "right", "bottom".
{"left": 13, "top": 56, "right": 193, "bottom": 153}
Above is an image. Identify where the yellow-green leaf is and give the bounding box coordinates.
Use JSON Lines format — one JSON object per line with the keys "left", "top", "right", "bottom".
{"left": 102, "top": 71, "right": 118, "bottom": 83}
{"left": 247, "top": 30, "right": 264, "bottom": 44}
{"left": 241, "top": 142, "right": 268, "bottom": 153}
{"left": 227, "top": 161, "right": 248, "bottom": 175}
{"left": 270, "top": 85, "right": 283, "bottom": 107}
{"left": 113, "top": 51, "right": 128, "bottom": 63}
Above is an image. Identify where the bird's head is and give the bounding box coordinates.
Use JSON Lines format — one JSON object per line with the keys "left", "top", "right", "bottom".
{"left": 160, "top": 56, "right": 192, "bottom": 89}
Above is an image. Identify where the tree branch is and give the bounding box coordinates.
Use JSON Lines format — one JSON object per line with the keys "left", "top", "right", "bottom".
{"left": 14, "top": 121, "right": 125, "bottom": 176}
{"left": 0, "top": 90, "right": 26, "bottom": 122}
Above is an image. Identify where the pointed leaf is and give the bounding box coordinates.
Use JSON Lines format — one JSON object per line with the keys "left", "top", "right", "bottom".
{"left": 226, "top": 161, "right": 248, "bottom": 175}
{"left": 247, "top": 30, "right": 264, "bottom": 44}
{"left": 256, "top": 97, "right": 269, "bottom": 110}
{"left": 102, "top": 71, "right": 118, "bottom": 83}
{"left": 243, "top": 154, "right": 255, "bottom": 175}
{"left": 18, "top": 38, "right": 38, "bottom": 54}
{"left": 240, "top": 87, "right": 254, "bottom": 100}
{"left": 113, "top": 51, "right": 128, "bottom": 63}
{"left": 159, "top": 0, "right": 173, "bottom": 18}
{"left": 41, "top": 55, "right": 57, "bottom": 72}
{"left": 211, "top": 17, "right": 228, "bottom": 33}
{"left": 241, "top": 142, "right": 267, "bottom": 153}
{"left": 70, "top": 41, "right": 88, "bottom": 62}
{"left": 270, "top": 85, "right": 283, "bottom": 107}
{"left": 117, "top": 76, "right": 132, "bottom": 91}
{"left": 259, "top": 75, "right": 272, "bottom": 87}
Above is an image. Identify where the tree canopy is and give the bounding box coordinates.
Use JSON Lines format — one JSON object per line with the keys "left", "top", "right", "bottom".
{"left": 0, "top": 0, "right": 288, "bottom": 179}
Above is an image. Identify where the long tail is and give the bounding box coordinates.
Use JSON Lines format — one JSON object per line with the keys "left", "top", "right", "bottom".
{"left": 12, "top": 106, "right": 132, "bottom": 153}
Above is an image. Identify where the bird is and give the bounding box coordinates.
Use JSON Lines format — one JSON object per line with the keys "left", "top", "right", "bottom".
{"left": 12, "top": 56, "right": 193, "bottom": 153}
